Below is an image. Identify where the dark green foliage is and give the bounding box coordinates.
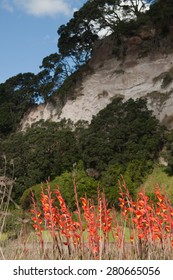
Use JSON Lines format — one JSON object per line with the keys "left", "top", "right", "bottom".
{"left": 35, "top": 53, "right": 72, "bottom": 102}
{"left": 57, "top": 0, "right": 173, "bottom": 67}
{"left": 20, "top": 161, "right": 98, "bottom": 211}
{"left": 1, "top": 0, "right": 171, "bottom": 208}
{"left": 0, "top": 98, "right": 163, "bottom": 206}
{"left": 162, "top": 130, "right": 173, "bottom": 175}
{"left": 54, "top": 166, "right": 98, "bottom": 211}
{"left": 100, "top": 162, "right": 125, "bottom": 207}
{"left": 79, "top": 98, "right": 163, "bottom": 173}
{"left": 148, "top": 0, "right": 173, "bottom": 33}
{"left": 57, "top": 0, "right": 149, "bottom": 66}
{"left": 57, "top": 0, "right": 100, "bottom": 64}
{"left": 0, "top": 73, "right": 36, "bottom": 135}
{"left": 100, "top": 159, "right": 153, "bottom": 207}
{"left": 161, "top": 74, "right": 173, "bottom": 88}
{"left": 0, "top": 120, "right": 80, "bottom": 200}
{"left": 123, "top": 159, "right": 153, "bottom": 197}
{"left": 0, "top": 53, "right": 77, "bottom": 128}
{"left": 1, "top": 0, "right": 172, "bottom": 138}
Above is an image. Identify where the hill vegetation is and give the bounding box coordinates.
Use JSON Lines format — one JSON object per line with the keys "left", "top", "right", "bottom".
{"left": 0, "top": 97, "right": 164, "bottom": 208}
{"left": 0, "top": 0, "right": 173, "bottom": 212}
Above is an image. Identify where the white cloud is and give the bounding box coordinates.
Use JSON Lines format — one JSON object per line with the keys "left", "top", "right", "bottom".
{"left": 1, "top": 0, "right": 14, "bottom": 12}
{"left": 13, "top": 0, "right": 71, "bottom": 17}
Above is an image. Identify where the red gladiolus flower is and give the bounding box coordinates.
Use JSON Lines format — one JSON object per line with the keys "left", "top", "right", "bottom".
{"left": 130, "top": 236, "right": 134, "bottom": 244}
{"left": 138, "top": 233, "right": 145, "bottom": 239}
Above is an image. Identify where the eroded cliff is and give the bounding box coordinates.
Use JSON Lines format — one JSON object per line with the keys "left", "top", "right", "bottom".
{"left": 20, "top": 26, "right": 173, "bottom": 130}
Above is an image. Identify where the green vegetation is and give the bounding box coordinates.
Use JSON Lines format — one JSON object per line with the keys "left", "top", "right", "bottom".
{"left": 1, "top": 0, "right": 173, "bottom": 136}
{"left": 153, "top": 67, "right": 173, "bottom": 89}
{"left": 0, "top": 97, "right": 164, "bottom": 209}
{"left": 141, "top": 164, "right": 173, "bottom": 204}
{"left": 162, "top": 74, "right": 173, "bottom": 88}
{"left": 0, "top": 73, "right": 36, "bottom": 136}
{"left": 2, "top": 1, "right": 173, "bottom": 261}
{"left": 0, "top": 119, "right": 79, "bottom": 200}
{"left": 57, "top": 0, "right": 152, "bottom": 66}
{"left": 162, "top": 130, "right": 173, "bottom": 175}
{"left": 0, "top": 0, "right": 173, "bottom": 215}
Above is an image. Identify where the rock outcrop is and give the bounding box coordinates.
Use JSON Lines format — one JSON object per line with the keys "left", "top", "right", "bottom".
{"left": 20, "top": 26, "right": 173, "bottom": 130}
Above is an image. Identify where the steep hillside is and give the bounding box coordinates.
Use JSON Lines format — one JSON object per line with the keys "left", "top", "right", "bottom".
{"left": 20, "top": 23, "right": 173, "bottom": 130}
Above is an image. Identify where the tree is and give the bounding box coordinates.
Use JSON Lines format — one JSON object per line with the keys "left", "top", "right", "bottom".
{"left": 35, "top": 53, "right": 62, "bottom": 101}
{"left": 35, "top": 53, "right": 75, "bottom": 102}
{"left": 162, "top": 130, "right": 173, "bottom": 175}
{"left": 57, "top": 4, "right": 99, "bottom": 65}
{"left": 20, "top": 161, "right": 98, "bottom": 211}
{"left": 100, "top": 162, "right": 125, "bottom": 207}
{"left": 148, "top": 0, "right": 173, "bottom": 30}
{"left": 123, "top": 159, "right": 152, "bottom": 197}
{"left": 0, "top": 120, "right": 80, "bottom": 200}
{"left": 57, "top": 0, "right": 151, "bottom": 65}
{"left": 0, "top": 73, "right": 37, "bottom": 135}
{"left": 79, "top": 98, "right": 163, "bottom": 174}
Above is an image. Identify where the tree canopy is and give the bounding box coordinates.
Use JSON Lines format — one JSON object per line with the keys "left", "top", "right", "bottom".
{"left": 0, "top": 73, "right": 37, "bottom": 136}
{"left": 57, "top": 0, "right": 152, "bottom": 65}
{"left": 0, "top": 0, "right": 172, "bottom": 210}
{"left": 79, "top": 98, "right": 163, "bottom": 173}
{"left": 0, "top": 98, "right": 164, "bottom": 204}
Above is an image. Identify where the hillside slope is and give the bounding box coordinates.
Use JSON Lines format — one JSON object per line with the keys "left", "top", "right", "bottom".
{"left": 20, "top": 25, "right": 173, "bottom": 130}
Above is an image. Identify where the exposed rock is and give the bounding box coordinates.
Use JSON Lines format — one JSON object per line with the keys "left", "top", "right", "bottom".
{"left": 20, "top": 31, "right": 173, "bottom": 131}
{"left": 89, "top": 36, "right": 115, "bottom": 68}
{"left": 159, "top": 157, "right": 168, "bottom": 167}
{"left": 20, "top": 98, "right": 63, "bottom": 130}
{"left": 127, "top": 36, "right": 142, "bottom": 45}
{"left": 126, "top": 37, "right": 142, "bottom": 53}
{"left": 138, "top": 27, "right": 156, "bottom": 40}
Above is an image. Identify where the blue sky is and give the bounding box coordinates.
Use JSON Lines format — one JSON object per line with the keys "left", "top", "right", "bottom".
{"left": 0, "top": 0, "right": 86, "bottom": 83}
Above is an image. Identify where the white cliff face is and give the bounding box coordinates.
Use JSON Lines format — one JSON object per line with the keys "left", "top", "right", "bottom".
{"left": 20, "top": 51, "right": 173, "bottom": 130}
{"left": 60, "top": 53, "right": 173, "bottom": 123}
{"left": 20, "top": 102, "right": 61, "bottom": 130}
